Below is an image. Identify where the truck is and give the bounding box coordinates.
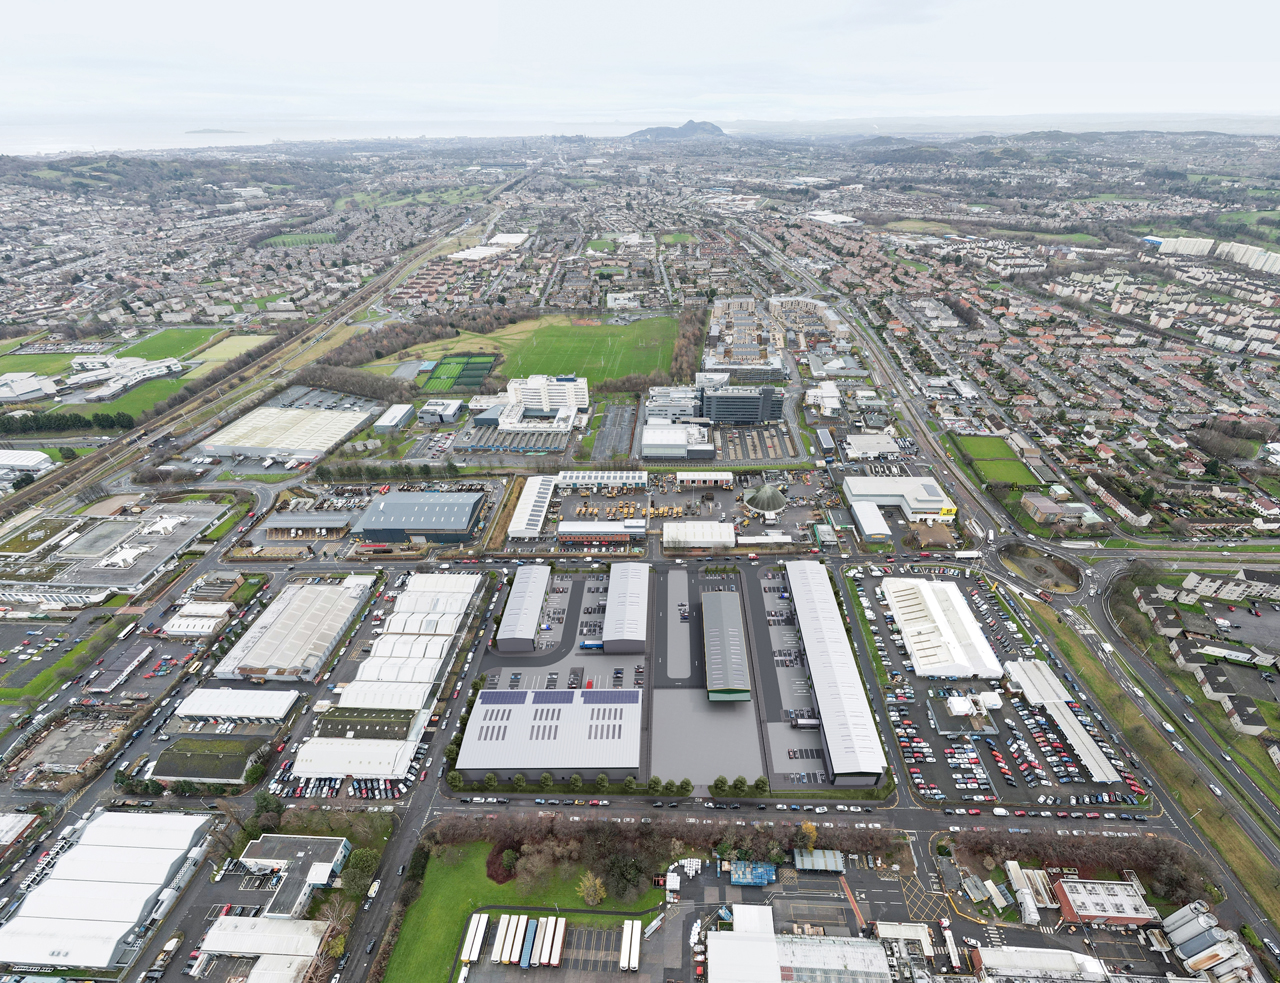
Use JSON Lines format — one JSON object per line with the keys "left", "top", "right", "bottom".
{"left": 1037, "top": 590, "right": 1053, "bottom": 603}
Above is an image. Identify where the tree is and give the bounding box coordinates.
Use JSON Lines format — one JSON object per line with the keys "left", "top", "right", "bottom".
{"left": 623, "top": 776, "right": 636, "bottom": 793}
{"left": 595, "top": 772, "right": 609, "bottom": 792}
{"left": 173, "top": 779, "right": 200, "bottom": 797}
{"left": 343, "top": 847, "right": 380, "bottom": 898}
{"left": 1139, "top": 486, "right": 1156, "bottom": 508}
{"left": 484, "top": 772, "right": 498, "bottom": 791}
{"left": 1206, "top": 458, "right": 1221, "bottom": 477}
{"left": 647, "top": 776, "right": 662, "bottom": 795}
{"left": 540, "top": 772, "right": 554, "bottom": 791}
{"left": 753, "top": 775, "right": 770, "bottom": 795}
{"left": 796, "top": 821, "right": 818, "bottom": 851}
{"left": 58, "top": 447, "right": 76, "bottom": 462}
{"left": 244, "top": 763, "right": 267, "bottom": 786}
{"left": 325, "top": 934, "right": 346, "bottom": 959}
{"left": 502, "top": 849, "right": 519, "bottom": 871}
{"left": 446, "top": 771, "right": 464, "bottom": 791}
{"left": 113, "top": 412, "right": 134, "bottom": 429}
{"left": 711, "top": 775, "right": 729, "bottom": 796}
{"left": 663, "top": 779, "right": 677, "bottom": 796}
{"left": 253, "top": 790, "right": 283, "bottom": 816}
{"left": 569, "top": 774, "right": 583, "bottom": 792}
{"left": 511, "top": 773, "right": 526, "bottom": 792}
{"left": 678, "top": 778, "right": 693, "bottom": 796}
{"left": 576, "top": 870, "right": 607, "bottom": 907}
{"left": 731, "top": 775, "right": 749, "bottom": 796}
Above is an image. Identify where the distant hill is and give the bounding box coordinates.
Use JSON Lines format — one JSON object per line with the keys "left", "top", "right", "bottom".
{"left": 628, "top": 120, "right": 725, "bottom": 141}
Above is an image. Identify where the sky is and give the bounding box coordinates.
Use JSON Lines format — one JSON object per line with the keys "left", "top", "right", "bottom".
{"left": 4, "top": 0, "right": 1280, "bottom": 153}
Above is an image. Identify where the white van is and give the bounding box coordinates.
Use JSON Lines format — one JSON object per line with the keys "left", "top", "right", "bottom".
{"left": 992, "top": 807, "right": 1010, "bottom": 817}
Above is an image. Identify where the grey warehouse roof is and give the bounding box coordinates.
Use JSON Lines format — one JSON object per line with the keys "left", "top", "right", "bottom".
{"left": 604, "top": 562, "right": 650, "bottom": 647}
{"left": 351, "top": 492, "right": 483, "bottom": 536}
{"left": 497, "top": 566, "right": 551, "bottom": 648}
{"left": 702, "top": 591, "right": 750, "bottom": 698}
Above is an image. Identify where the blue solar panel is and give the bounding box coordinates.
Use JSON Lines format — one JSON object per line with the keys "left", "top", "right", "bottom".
{"left": 532, "top": 691, "right": 574, "bottom": 705}
{"left": 478, "top": 691, "right": 528, "bottom": 705}
{"left": 581, "top": 690, "right": 640, "bottom": 705}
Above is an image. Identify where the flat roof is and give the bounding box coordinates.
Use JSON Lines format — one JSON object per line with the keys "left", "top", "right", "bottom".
{"left": 356, "top": 658, "right": 444, "bottom": 683}
{"left": 0, "top": 812, "right": 35, "bottom": 846}
{"left": 367, "top": 634, "right": 450, "bottom": 662}
{"left": 175, "top": 688, "right": 300, "bottom": 719}
{"left": 0, "top": 811, "right": 208, "bottom": 969}
{"left": 881, "top": 578, "right": 1003, "bottom": 678}
{"left": 215, "top": 576, "right": 374, "bottom": 678}
{"left": 677, "top": 471, "right": 733, "bottom": 482}
{"left": 374, "top": 404, "right": 414, "bottom": 427}
{"left": 203, "top": 407, "right": 369, "bottom": 455}
{"left": 785, "top": 561, "right": 887, "bottom": 779}
{"left": 456, "top": 689, "right": 643, "bottom": 772}
{"left": 0, "top": 450, "right": 53, "bottom": 469}
{"left": 662, "top": 521, "right": 736, "bottom": 549}
{"left": 703, "top": 591, "right": 750, "bottom": 697}
{"left": 794, "top": 848, "right": 846, "bottom": 871}
{"left": 338, "top": 681, "right": 433, "bottom": 710}
{"left": 497, "top": 566, "right": 551, "bottom": 646}
{"left": 202, "top": 915, "right": 327, "bottom": 958}
{"left": 604, "top": 562, "right": 650, "bottom": 647}
{"left": 291, "top": 737, "right": 418, "bottom": 779}
{"left": 508, "top": 475, "right": 558, "bottom": 538}
{"left": 261, "top": 513, "right": 352, "bottom": 529}
{"left": 554, "top": 470, "right": 648, "bottom": 485}
{"left": 850, "top": 501, "right": 891, "bottom": 539}
{"left": 557, "top": 520, "right": 645, "bottom": 536}
{"left": 379, "top": 611, "right": 463, "bottom": 636}
{"left": 351, "top": 492, "right": 484, "bottom": 536}
{"left": 1005, "top": 661, "right": 1121, "bottom": 783}
{"left": 842, "top": 475, "right": 956, "bottom": 517}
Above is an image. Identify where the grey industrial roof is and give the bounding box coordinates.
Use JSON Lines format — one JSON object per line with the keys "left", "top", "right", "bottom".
{"left": 604, "top": 562, "right": 650, "bottom": 647}
{"left": 703, "top": 591, "right": 750, "bottom": 696}
{"left": 508, "top": 475, "right": 558, "bottom": 538}
{"left": 455, "top": 689, "right": 642, "bottom": 772}
{"left": 497, "top": 566, "right": 550, "bottom": 647}
{"left": 785, "top": 561, "right": 887, "bottom": 779}
{"left": 351, "top": 492, "right": 483, "bottom": 535}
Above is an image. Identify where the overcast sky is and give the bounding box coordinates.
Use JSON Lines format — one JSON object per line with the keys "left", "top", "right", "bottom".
{"left": 4, "top": 0, "right": 1279, "bottom": 152}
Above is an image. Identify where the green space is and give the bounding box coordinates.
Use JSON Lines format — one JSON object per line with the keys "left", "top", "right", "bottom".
{"left": 661, "top": 233, "right": 694, "bottom": 244}
{"left": 1220, "top": 210, "right": 1280, "bottom": 226}
{"left": 119, "top": 328, "right": 220, "bottom": 361}
{"left": 0, "top": 334, "right": 42, "bottom": 356}
{"left": 422, "top": 356, "right": 495, "bottom": 393}
{"left": 103, "top": 594, "right": 130, "bottom": 607}
{"left": 185, "top": 334, "right": 274, "bottom": 378}
{"left": 954, "top": 435, "right": 1018, "bottom": 460}
{"left": 586, "top": 239, "right": 616, "bottom": 252}
{"left": 884, "top": 219, "right": 957, "bottom": 235}
{"left": 989, "top": 229, "right": 1102, "bottom": 245}
{"left": 886, "top": 250, "right": 928, "bottom": 272}
{"left": 205, "top": 503, "right": 250, "bottom": 540}
{"left": 385, "top": 842, "right": 662, "bottom": 983}
{"left": 260, "top": 233, "right": 337, "bottom": 247}
{"left": 216, "top": 471, "right": 295, "bottom": 483}
{"left": 230, "top": 577, "right": 266, "bottom": 604}
{"left": 0, "top": 351, "right": 76, "bottom": 376}
{"left": 335, "top": 185, "right": 489, "bottom": 212}
{"left": 973, "top": 458, "right": 1039, "bottom": 484}
{"left": 54, "top": 378, "right": 187, "bottom": 418}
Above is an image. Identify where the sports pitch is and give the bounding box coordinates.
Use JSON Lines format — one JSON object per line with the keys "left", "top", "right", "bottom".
{"left": 118, "top": 328, "right": 219, "bottom": 361}
{"left": 954, "top": 435, "right": 1017, "bottom": 460}
{"left": 974, "top": 458, "right": 1039, "bottom": 484}
{"left": 184, "top": 335, "right": 274, "bottom": 378}
{"left": 260, "top": 233, "right": 337, "bottom": 247}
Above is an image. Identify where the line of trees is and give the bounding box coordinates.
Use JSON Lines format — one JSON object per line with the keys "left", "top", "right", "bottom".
{"left": 0, "top": 410, "right": 133, "bottom": 435}
{"left": 293, "top": 364, "right": 418, "bottom": 404}
{"left": 670, "top": 309, "right": 707, "bottom": 382}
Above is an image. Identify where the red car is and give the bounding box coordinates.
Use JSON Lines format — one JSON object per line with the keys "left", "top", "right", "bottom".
{"left": 968, "top": 808, "right": 981, "bottom": 815}
{"left": 276, "top": 743, "right": 286, "bottom": 753}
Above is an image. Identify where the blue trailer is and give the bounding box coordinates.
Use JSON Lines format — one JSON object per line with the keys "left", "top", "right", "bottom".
{"left": 579, "top": 640, "right": 603, "bottom": 650}
{"left": 519, "top": 919, "right": 538, "bottom": 969}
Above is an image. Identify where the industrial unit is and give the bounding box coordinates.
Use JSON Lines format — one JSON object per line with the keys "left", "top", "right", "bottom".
{"left": 1004, "top": 660, "right": 1122, "bottom": 783}
{"left": 850, "top": 501, "right": 891, "bottom": 543}
{"left": 201, "top": 406, "right": 371, "bottom": 461}
{"left": 553, "top": 470, "right": 648, "bottom": 493}
{"left": 841, "top": 475, "right": 957, "bottom": 523}
{"left": 641, "top": 422, "right": 715, "bottom": 459}
{"left": 506, "top": 475, "right": 558, "bottom": 540}
{"left": 372, "top": 404, "right": 415, "bottom": 433}
{"left": 785, "top": 561, "right": 888, "bottom": 786}
{"left": 705, "top": 904, "right": 893, "bottom": 983}
{"left": 603, "top": 562, "right": 651, "bottom": 654}
{"left": 174, "top": 688, "right": 301, "bottom": 722}
{"left": 495, "top": 565, "right": 551, "bottom": 652}
{"left": 557, "top": 520, "right": 646, "bottom": 546}
{"left": 350, "top": 492, "right": 485, "bottom": 544}
{"left": 880, "top": 579, "right": 1004, "bottom": 678}
{"left": 703, "top": 591, "right": 751, "bottom": 701}
{"left": 416, "top": 399, "right": 464, "bottom": 425}
{"left": 662, "top": 521, "right": 736, "bottom": 550}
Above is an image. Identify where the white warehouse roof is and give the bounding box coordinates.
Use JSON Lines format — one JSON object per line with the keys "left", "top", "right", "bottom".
{"left": 367, "top": 634, "right": 450, "bottom": 663}
{"left": 507, "top": 475, "right": 558, "bottom": 539}
{"left": 785, "top": 562, "right": 887, "bottom": 781}
{"left": 338, "top": 681, "right": 433, "bottom": 710}
{"left": 203, "top": 407, "right": 369, "bottom": 458}
{"left": 291, "top": 737, "right": 418, "bottom": 779}
{"left": 881, "top": 578, "right": 1003, "bottom": 678}
{"left": 379, "top": 611, "right": 463, "bottom": 636}
{"left": 0, "top": 450, "right": 53, "bottom": 471}
{"left": 356, "top": 658, "right": 445, "bottom": 684}
{"left": 202, "top": 915, "right": 327, "bottom": 958}
{"left": 403, "top": 572, "right": 483, "bottom": 594}
{"left": 176, "top": 688, "right": 301, "bottom": 720}
{"left": 603, "top": 562, "right": 650, "bottom": 652}
{"left": 496, "top": 565, "right": 550, "bottom": 650}
{"left": 393, "top": 591, "right": 472, "bottom": 615}
{"left": 662, "top": 521, "right": 736, "bottom": 550}
{"left": 850, "top": 501, "right": 891, "bottom": 540}
{"left": 1005, "top": 661, "right": 1121, "bottom": 783}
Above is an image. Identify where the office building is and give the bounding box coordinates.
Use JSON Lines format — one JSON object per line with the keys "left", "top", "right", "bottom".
{"left": 701, "top": 385, "right": 783, "bottom": 424}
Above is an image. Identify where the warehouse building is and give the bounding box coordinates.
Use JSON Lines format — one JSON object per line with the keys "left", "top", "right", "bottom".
{"left": 881, "top": 579, "right": 1003, "bottom": 679}
{"left": 843, "top": 434, "right": 901, "bottom": 460}
{"left": 496, "top": 565, "right": 551, "bottom": 652}
{"left": 338, "top": 680, "right": 433, "bottom": 711}
{"left": 261, "top": 513, "right": 351, "bottom": 541}
{"left": 1004, "top": 660, "right": 1121, "bottom": 783}
{"left": 705, "top": 904, "right": 893, "bottom": 983}
{"left": 454, "top": 689, "right": 643, "bottom": 780}
{"left": 554, "top": 470, "right": 648, "bottom": 493}
{"left": 676, "top": 472, "right": 734, "bottom": 490}
{"left": 507, "top": 475, "right": 558, "bottom": 540}
{"left": 416, "top": 399, "right": 464, "bottom": 425}
{"left": 1054, "top": 879, "right": 1158, "bottom": 926}
{"left": 214, "top": 575, "right": 375, "bottom": 681}
{"left": 0, "top": 810, "right": 210, "bottom": 969}
{"left": 703, "top": 592, "right": 750, "bottom": 701}
{"left": 350, "top": 491, "right": 485, "bottom": 544}
{"left": 291, "top": 737, "right": 418, "bottom": 779}
{"left": 163, "top": 600, "right": 234, "bottom": 638}
{"left": 701, "top": 385, "right": 783, "bottom": 424}
{"left": 641, "top": 422, "right": 715, "bottom": 459}
{"left": 198, "top": 916, "right": 327, "bottom": 983}
{"left": 0, "top": 450, "right": 54, "bottom": 473}
{"left": 785, "top": 561, "right": 887, "bottom": 786}
{"left": 662, "top": 521, "right": 736, "bottom": 551}
{"left": 850, "top": 501, "right": 891, "bottom": 543}
{"left": 842, "top": 476, "right": 957, "bottom": 523}
{"left": 201, "top": 406, "right": 371, "bottom": 461}
{"left": 378, "top": 611, "right": 464, "bottom": 637}
{"left": 604, "top": 562, "right": 651, "bottom": 654}
{"left": 372, "top": 404, "right": 414, "bottom": 434}
{"left": 557, "top": 520, "right": 647, "bottom": 546}
{"left": 175, "top": 688, "right": 301, "bottom": 722}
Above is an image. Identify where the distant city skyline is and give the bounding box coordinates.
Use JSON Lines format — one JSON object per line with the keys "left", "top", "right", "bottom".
{"left": 5, "top": 0, "right": 1279, "bottom": 153}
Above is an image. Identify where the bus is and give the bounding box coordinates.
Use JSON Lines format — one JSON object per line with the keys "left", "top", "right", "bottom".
{"left": 539, "top": 916, "right": 557, "bottom": 966}
{"left": 491, "top": 914, "right": 510, "bottom": 964}
{"left": 549, "top": 917, "right": 566, "bottom": 968}
{"left": 519, "top": 918, "right": 538, "bottom": 969}
{"left": 628, "top": 919, "right": 640, "bottom": 972}
{"left": 531, "top": 917, "right": 548, "bottom": 967}
{"left": 118, "top": 623, "right": 138, "bottom": 641}
{"left": 619, "top": 920, "right": 633, "bottom": 972}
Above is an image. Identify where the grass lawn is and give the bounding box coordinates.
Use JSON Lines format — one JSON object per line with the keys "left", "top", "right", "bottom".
{"left": 973, "top": 458, "right": 1039, "bottom": 484}
{"left": 55, "top": 378, "right": 187, "bottom": 417}
{"left": 204, "top": 503, "right": 249, "bottom": 540}
{"left": 661, "top": 233, "right": 694, "bottom": 244}
{"left": 216, "top": 471, "right": 295, "bottom": 483}
{"left": 118, "top": 328, "right": 220, "bottom": 361}
{"left": 954, "top": 435, "right": 1018, "bottom": 460}
{"left": 185, "top": 334, "right": 274, "bottom": 378}
{"left": 385, "top": 842, "right": 662, "bottom": 983}
{"left": 989, "top": 229, "right": 1102, "bottom": 245}
{"left": 586, "top": 239, "right": 616, "bottom": 252}
{"left": 260, "top": 233, "right": 337, "bottom": 247}
{"left": 884, "top": 219, "right": 958, "bottom": 235}
{"left": 0, "top": 351, "right": 76, "bottom": 376}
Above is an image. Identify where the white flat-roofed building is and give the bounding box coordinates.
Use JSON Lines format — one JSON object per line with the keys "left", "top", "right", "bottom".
{"left": 403, "top": 572, "right": 484, "bottom": 594}
{"left": 378, "top": 611, "right": 463, "bottom": 636}
{"left": 338, "top": 681, "right": 432, "bottom": 710}
{"left": 392, "top": 591, "right": 473, "bottom": 615}
{"left": 372, "top": 404, "right": 414, "bottom": 434}
{"left": 974, "top": 945, "right": 1107, "bottom": 982}
{"left": 507, "top": 475, "right": 558, "bottom": 540}
{"left": 291, "top": 737, "right": 418, "bottom": 779}
{"left": 0, "top": 450, "right": 54, "bottom": 472}
{"left": 355, "top": 659, "right": 444, "bottom": 684}
{"left": 496, "top": 566, "right": 551, "bottom": 653}
{"left": 554, "top": 470, "right": 648, "bottom": 492}
{"left": 785, "top": 561, "right": 887, "bottom": 786}
{"left": 676, "top": 472, "right": 734, "bottom": 489}
{"left": 0, "top": 810, "right": 209, "bottom": 969}
{"left": 842, "top": 475, "right": 957, "bottom": 523}
{"left": 214, "top": 575, "right": 374, "bottom": 681}
{"left": 506, "top": 375, "right": 589, "bottom": 411}
{"left": 1004, "top": 661, "right": 1121, "bottom": 783}
{"left": 416, "top": 399, "right": 464, "bottom": 425}
{"left": 175, "top": 688, "right": 301, "bottom": 721}
{"left": 843, "top": 434, "right": 900, "bottom": 460}
{"left": 455, "top": 689, "right": 643, "bottom": 780}
{"left": 705, "top": 904, "right": 892, "bottom": 983}
{"left": 164, "top": 600, "right": 234, "bottom": 637}
{"left": 202, "top": 407, "right": 370, "bottom": 461}
{"left": 367, "top": 634, "right": 450, "bottom": 663}
{"left": 200, "top": 914, "right": 326, "bottom": 959}
{"left": 662, "top": 521, "right": 736, "bottom": 550}
{"left": 851, "top": 501, "right": 891, "bottom": 543}
{"left": 881, "top": 579, "right": 1003, "bottom": 678}
{"left": 604, "top": 562, "right": 650, "bottom": 654}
